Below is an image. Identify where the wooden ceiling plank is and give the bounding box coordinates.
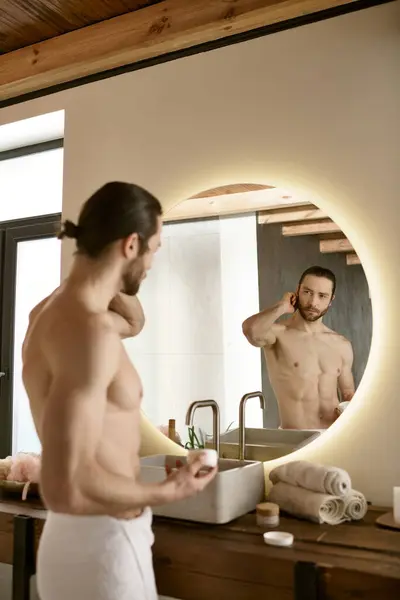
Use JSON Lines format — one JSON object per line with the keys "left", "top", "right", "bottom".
{"left": 346, "top": 252, "right": 361, "bottom": 265}
{"left": 189, "top": 183, "right": 272, "bottom": 199}
{"left": 318, "top": 231, "right": 347, "bottom": 241}
{"left": 0, "top": 1, "right": 160, "bottom": 53}
{"left": 320, "top": 238, "right": 354, "bottom": 253}
{"left": 258, "top": 206, "right": 327, "bottom": 225}
{"left": 0, "top": 0, "right": 358, "bottom": 101}
{"left": 282, "top": 219, "right": 341, "bottom": 236}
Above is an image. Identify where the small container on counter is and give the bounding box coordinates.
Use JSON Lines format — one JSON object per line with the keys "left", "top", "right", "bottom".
{"left": 168, "top": 419, "right": 176, "bottom": 441}
{"left": 256, "top": 502, "right": 280, "bottom": 529}
{"left": 187, "top": 449, "right": 218, "bottom": 469}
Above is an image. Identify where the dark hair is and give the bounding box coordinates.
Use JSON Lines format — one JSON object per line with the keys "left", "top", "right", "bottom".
{"left": 298, "top": 266, "right": 336, "bottom": 296}
{"left": 58, "top": 182, "right": 162, "bottom": 258}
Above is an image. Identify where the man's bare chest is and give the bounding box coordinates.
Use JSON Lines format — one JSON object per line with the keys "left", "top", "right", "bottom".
{"left": 269, "top": 331, "right": 342, "bottom": 376}
{"left": 107, "top": 348, "right": 143, "bottom": 412}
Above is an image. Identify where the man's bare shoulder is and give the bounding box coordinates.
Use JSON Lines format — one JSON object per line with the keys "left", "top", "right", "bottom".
{"left": 267, "top": 322, "right": 289, "bottom": 342}
{"left": 272, "top": 321, "right": 295, "bottom": 336}
{"left": 36, "top": 297, "right": 119, "bottom": 357}
{"left": 323, "top": 325, "right": 349, "bottom": 342}
{"left": 322, "top": 327, "right": 353, "bottom": 351}
{"left": 39, "top": 310, "right": 121, "bottom": 387}
{"left": 271, "top": 322, "right": 288, "bottom": 331}
{"left": 338, "top": 335, "right": 353, "bottom": 359}
{"left": 56, "top": 309, "right": 115, "bottom": 343}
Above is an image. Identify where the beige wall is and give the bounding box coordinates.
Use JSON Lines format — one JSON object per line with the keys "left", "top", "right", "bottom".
{"left": 1, "top": 2, "right": 399, "bottom": 505}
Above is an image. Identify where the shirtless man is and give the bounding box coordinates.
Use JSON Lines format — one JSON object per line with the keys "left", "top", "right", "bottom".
{"left": 22, "top": 181, "right": 216, "bottom": 600}
{"left": 242, "top": 266, "right": 355, "bottom": 430}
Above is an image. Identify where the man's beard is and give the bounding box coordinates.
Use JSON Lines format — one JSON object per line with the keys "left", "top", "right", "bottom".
{"left": 121, "top": 257, "right": 145, "bottom": 296}
{"left": 297, "top": 302, "right": 330, "bottom": 322}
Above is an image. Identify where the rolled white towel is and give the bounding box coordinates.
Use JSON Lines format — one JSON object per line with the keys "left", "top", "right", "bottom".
{"left": 268, "top": 481, "right": 347, "bottom": 525}
{"left": 269, "top": 460, "right": 351, "bottom": 497}
{"left": 344, "top": 489, "right": 368, "bottom": 521}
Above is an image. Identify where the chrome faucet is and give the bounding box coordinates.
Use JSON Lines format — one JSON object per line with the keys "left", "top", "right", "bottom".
{"left": 238, "top": 391, "right": 266, "bottom": 461}
{"left": 185, "top": 399, "right": 220, "bottom": 455}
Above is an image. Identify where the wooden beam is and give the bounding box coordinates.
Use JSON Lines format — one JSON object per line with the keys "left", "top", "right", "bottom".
{"left": 346, "top": 253, "right": 361, "bottom": 265}
{"left": 0, "top": 0, "right": 359, "bottom": 101}
{"left": 318, "top": 231, "right": 347, "bottom": 241}
{"left": 320, "top": 238, "right": 354, "bottom": 253}
{"left": 164, "top": 191, "right": 303, "bottom": 221}
{"left": 190, "top": 183, "right": 272, "bottom": 199}
{"left": 282, "top": 219, "right": 341, "bottom": 237}
{"left": 258, "top": 204, "right": 327, "bottom": 225}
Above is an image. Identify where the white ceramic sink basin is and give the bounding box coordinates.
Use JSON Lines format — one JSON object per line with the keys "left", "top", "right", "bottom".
{"left": 210, "top": 428, "right": 321, "bottom": 461}
{"left": 221, "top": 427, "right": 321, "bottom": 446}
{"left": 140, "top": 454, "right": 264, "bottom": 524}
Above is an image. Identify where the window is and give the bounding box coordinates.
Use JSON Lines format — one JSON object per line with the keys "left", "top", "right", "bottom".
{"left": 0, "top": 140, "right": 63, "bottom": 456}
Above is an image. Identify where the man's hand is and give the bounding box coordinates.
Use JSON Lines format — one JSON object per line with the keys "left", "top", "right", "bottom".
{"left": 106, "top": 455, "right": 216, "bottom": 518}
{"left": 161, "top": 453, "right": 217, "bottom": 503}
{"left": 280, "top": 292, "right": 297, "bottom": 315}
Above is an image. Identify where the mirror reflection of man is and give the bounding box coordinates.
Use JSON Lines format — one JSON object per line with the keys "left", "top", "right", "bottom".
{"left": 242, "top": 266, "right": 355, "bottom": 430}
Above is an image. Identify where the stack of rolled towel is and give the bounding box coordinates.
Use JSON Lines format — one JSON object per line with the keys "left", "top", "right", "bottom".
{"left": 268, "top": 460, "right": 368, "bottom": 525}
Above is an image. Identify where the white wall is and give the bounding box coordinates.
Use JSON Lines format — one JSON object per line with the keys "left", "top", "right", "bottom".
{"left": 0, "top": 110, "right": 64, "bottom": 152}
{"left": 0, "top": 148, "right": 63, "bottom": 221}
{"left": 1, "top": 2, "right": 399, "bottom": 504}
{"left": 219, "top": 214, "right": 262, "bottom": 430}
{"left": 126, "top": 215, "right": 261, "bottom": 441}
{"left": 126, "top": 218, "right": 225, "bottom": 439}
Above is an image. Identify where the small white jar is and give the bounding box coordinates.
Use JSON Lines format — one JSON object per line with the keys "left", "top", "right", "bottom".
{"left": 187, "top": 449, "right": 218, "bottom": 469}
{"left": 256, "top": 502, "right": 280, "bottom": 529}
{"left": 338, "top": 401, "right": 350, "bottom": 414}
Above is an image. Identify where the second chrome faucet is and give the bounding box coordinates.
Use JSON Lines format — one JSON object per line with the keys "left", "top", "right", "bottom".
{"left": 185, "top": 392, "right": 266, "bottom": 461}
{"left": 238, "top": 392, "right": 266, "bottom": 460}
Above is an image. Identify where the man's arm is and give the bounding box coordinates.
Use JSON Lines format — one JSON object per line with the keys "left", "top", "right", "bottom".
{"left": 242, "top": 292, "right": 295, "bottom": 347}
{"left": 338, "top": 340, "right": 355, "bottom": 402}
{"left": 108, "top": 293, "right": 145, "bottom": 339}
{"left": 40, "top": 319, "right": 215, "bottom": 515}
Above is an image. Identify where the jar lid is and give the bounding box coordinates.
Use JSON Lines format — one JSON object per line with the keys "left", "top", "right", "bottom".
{"left": 263, "top": 531, "right": 293, "bottom": 547}
{"left": 256, "top": 502, "right": 279, "bottom": 517}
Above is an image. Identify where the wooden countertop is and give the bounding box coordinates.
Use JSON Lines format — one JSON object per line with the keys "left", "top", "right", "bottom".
{"left": 152, "top": 506, "right": 400, "bottom": 599}
{"left": 153, "top": 506, "right": 400, "bottom": 571}
{"left": 1, "top": 493, "right": 400, "bottom": 599}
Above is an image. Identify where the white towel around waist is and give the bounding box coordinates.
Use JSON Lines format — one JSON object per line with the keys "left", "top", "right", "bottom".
{"left": 37, "top": 507, "right": 157, "bottom": 600}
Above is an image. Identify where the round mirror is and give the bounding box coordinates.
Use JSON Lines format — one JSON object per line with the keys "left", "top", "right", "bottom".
{"left": 125, "top": 183, "right": 372, "bottom": 461}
